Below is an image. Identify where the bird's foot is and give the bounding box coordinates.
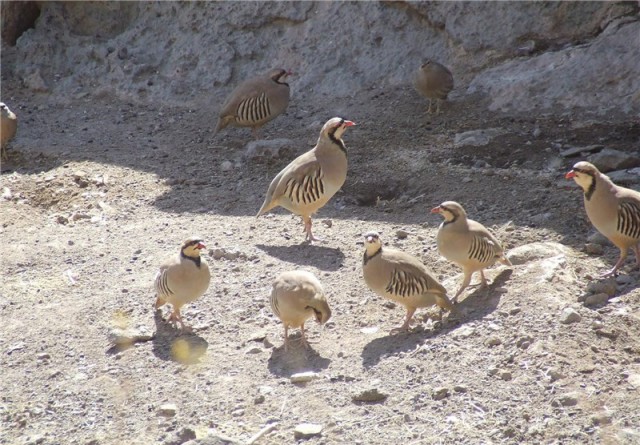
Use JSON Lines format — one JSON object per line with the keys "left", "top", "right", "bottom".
{"left": 390, "top": 325, "right": 411, "bottom": 335}
{"left": 599, "top": 268, "right": 619, "bottom": 279}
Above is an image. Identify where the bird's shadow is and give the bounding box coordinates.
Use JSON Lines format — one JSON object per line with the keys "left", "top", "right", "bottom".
{"left": 256, "top": 243, "right": 345, "bottom": 272}
{"left": 151, "top": 309, "right": 209, "bottom": 364}
{"left": 361, "top": 269, "right": 512, "bottom": 368}
{"left": 267, "top": 334, "right": 331, "bottom": 377}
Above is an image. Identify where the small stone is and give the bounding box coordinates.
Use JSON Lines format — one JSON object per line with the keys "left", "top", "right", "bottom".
{"left": 627, "top": 373, "right": 640, "bottom": 388}
{"left": 454, "top": 326, "right": 475, "bottom": 339}
{"left": 559, "top": 308, "right": 581, "bottom": 324}
{"left": 352, "top": 388, "right": 388, "bottom": 403}
{"left": 499, "top": 371, "right": 512, "bottom": 381}
{"left": 584, "top": 293, "right": 609, "bottom": 307}
{"left": 290, "top": 371, "right": 320, "bottom": 384}
{"left": 553, "top": 393, "right": 579, "bottom": 407}
{"left": 322, "top": 219, "right": 332, "bottom": 228}
{"left": 587, "top": 232, "right": 609, "bottom": 246}
{"left": 245, "top": 346, "right": 262, "bottom": 354}
{"left": 453, "top": 385, "right": 468, "bottom": 393}
{"left": 294, "top": 423, "right": 323, "bottom": 440}
{"left": 220, "top": 161, "right": 233, "bottom": 172}
{"left": 509, "top": 307, "right": 522, "bottom": 316}
{"left": 158, "top": 403, "right": 178, "bottom": 417}
{"left": 56, "top": 215, "right": 69, "bottom": 225}
{"left": 24, "top": 434, "right": 45, "bottom": 445}
{"left": 587, "top": 279, "right": 617, "bottom": 297}
{"left": 71, "top": 212, "right": 91, "bottom": 221}
{"left": 595, "top": 328, "right": 619, "bottom": 340}
{"left": 109, "top": 327, "right": 154, "bottom": 346}
{"left": 591, "top": 412, "right": 613, "bottom": 426}
{"left": 2, "top": 187, "right": 12, "bottom": 200}
{"left": 396, "top": 229, "right": 409, "bottom": 239}
{"left": 485, "top": 336, "right": 502, "bottom": 347}
{"left": 37, "top": 353, "right": 50, "bottom": 360}
{"left": 432, "top": 387, "right": 450, "bottom": 400}
{"left": 254, "top": 395, "right": 265, "bottom": 405}
{"left": 585, "top": 243, "right": 603, "bottom": 255}
{"left": 547, "top": 368, "right": 563, "bottom": 382}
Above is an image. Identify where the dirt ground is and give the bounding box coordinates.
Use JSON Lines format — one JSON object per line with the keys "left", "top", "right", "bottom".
{"left": 1, "top": 76, "right": 640, "bottom": 445}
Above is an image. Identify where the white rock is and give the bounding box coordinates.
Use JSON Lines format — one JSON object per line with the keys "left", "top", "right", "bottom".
{"left": 245, "top": 138, "right": 294, "bottom": 160}
{"left": 506, "top": 242, "right": 567, "bottom": 265}
{"left": 290, "top": 371, "right": 320, "bottom": 384}
{"left": 158, "top": 403, "right": 178, "bottom": 417}
{"left": 294, "top": 423, "right": 323, "bottom": 439}
{"left": 220, "top": 161, "right": 233, "bottom": 172}
{"left": 559, "top": 308, "right": 581, "bottom": 324}
{"left": 453, "top": 128, "right": 506, "bottom": 148}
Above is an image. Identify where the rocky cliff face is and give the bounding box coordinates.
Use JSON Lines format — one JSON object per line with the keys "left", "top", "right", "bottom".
{"left": 3, "top": 1, "right": 640, "bottom": 115}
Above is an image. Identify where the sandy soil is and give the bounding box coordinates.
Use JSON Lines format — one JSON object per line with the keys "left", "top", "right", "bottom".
{"left": 1, "top": 78, "right": 640, "bottom": 445}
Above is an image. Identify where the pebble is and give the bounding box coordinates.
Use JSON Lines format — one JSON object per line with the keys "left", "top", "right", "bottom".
{"left": 24, "top": 434, "right": 45, "bottom": 445}
{"left": 453, "top": 326, "right": 475, "bottom": 339}
{"left": 245, "top": 346, "right": 262, "bottom": 354}
{"left": 591, "top": 412, "right": 613, "bottom": 426}
{"left": 351, "top": 388, "right": 388, "bottom": 403}
{"left": 290, "top": 371, "right": 320, "bottom": 384}
{"left": 109, "top": 327, "right": 154, "bottom": 346}
{"left": 254, "top": 395, "right": 265, "bottom": 404}
{"left": 2, "top": 187, "right": 12, "bottom": 200}
{"left": 616, "top": 274, "right": 634, "bottom": 285}
{"left": 499, "top": 371, "right": 512, "bottom": 381}
{"left": 484, "top": 336, "right": 502, "bottom": 347}
{"left": 37, "top": 353, "right": 50, "bottom": 360}
{"left": 56, "top": 215, "right": 69, "bottom": 225}
{"left": 158, "top": 403, "right": 178, "bottom": 417}
{"left": 559, "top": 308, "right": 581, "bottom": 324}
{"left": 294, "top": 423, "right": 323, "bottom": 439}
{"left": 584, "top": 243, "right": 603, "bottom": 255}
{"left": 553, "top": 392, "right": 579, "bottom": 407}
{"left": 586, "top": 232, "right": 609, "bottom": 246}
{"left": 453, "top": 385, "right": 468, "bottom": 393}
{"left": 395, "top": 229, "right": 409, "bottom": 239}
{"left": 587, "top": 279, "right": 617, "bottom": 297}
{"left": 588, "top": 148, "right": 640, "bottom": 172}
{"left": 584, "top": 293, "right": 609, "bottom": 307}
{"left": 220, "top": 161, "right": 233, "bottom": 172}
{"left": 432, "top": 387, "right": 450, "bottom": 400}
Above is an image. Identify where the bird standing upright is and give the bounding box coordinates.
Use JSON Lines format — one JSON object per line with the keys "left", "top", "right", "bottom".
{"left": 154, "top": 237, "right": 211, "bottom": 332}
{"left": 1, "top": 102, "right": 17, "bottom": 160}
{"left": 413, "top": 60, "right": 454, "bottom": 114}
{"left": 270, "top": 270, "right": 332, "bottom": 350}
{"left": 362, "top": 231, "right": 453, "bottom": 333}
{"left": 566, "top": 161, "right": 640, "bottom": 277}
{"left": 215, "top": 68, "right": 292, "bottom": 139}
{"left": 257, "top": 117, "right": 355, "bottom": 242}
{"left": 432, "top": 201, "right": 512, "bottom": 303}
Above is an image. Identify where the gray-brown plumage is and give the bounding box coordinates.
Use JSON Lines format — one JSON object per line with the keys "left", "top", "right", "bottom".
{"left": 257, "top": 117, "right": 355, "bottom": 242}
{"left": 154, "top": 237, "right": 211, "bottom": 331}
{"left": 215, "top": 68, "right": 291, "bottom": 139}
{"left": 362, "top": 231, "right": 453, "bottom": 333}
{"left": 1, "top": 102, "right": 17, "bottom": 160}
{"left": 566, "top": 161, "right": 640, "bottom": 277}
{"left": 270, "top": 270, "right": 331, "bottom": 350}
{"left": 432, "top": 201, "right": 512, "bottom": 303}
{"left": 413, "top": 60, "right": 454, "bottom": 114}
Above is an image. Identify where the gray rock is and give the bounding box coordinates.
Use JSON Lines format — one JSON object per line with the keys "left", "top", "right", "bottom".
{"left": 484, "top": 336, "right": 502, "bottom": 347}
{"left": 453, "top": 385, "right": 468, "bottom": 393}
{"left": 352, "top": 388, "right": 389, "bottom": 403}
{"left": 245, "top": 138, "right": 294, "bottom": 160}
{"left": 587, "top": 232, "right": 609, "bottom": 246}
{"left": 109, "top": 327, "right": 154, "bottom": 346}
{"left": 453, "top": 128, "right": 506, "bottom": 148}
{"left": 588, "top": 148, "right": 640, "bottom": 173}
{"left": 584, "top": 293, "right": 609, "bottom": 307}
{"left": 506, "top": 242, "right": 567, "bottom": 265}
{"left": 559, "top": 308, "right": 581, "bottom": 324}
{"left": 584, "top": 243, "right": 603, "bottom": 255}
{"left": 432, "top": 387, "right": 450, "bottom": 400}
{"left": 499, "top": 371, "right": 512, "bottom": 381}
{"left": 607, "top": 168, "right": 640, "bottom": 185}
{"left": 591, "top": 412, "right": 613, "bottom": 426}
{"left": 220, "top": 161, "right": 233, "bottom": 172}
{"left": 294, "top": 423, "right": 323, "bottom": 440}
{"left": 553, "top": 392, "right": 579, "bottom": 407}
{"left": 587, "top": 279, "right": 617, "bottom": 297}
{"left": 158, "top": 403, "right": 178, "bottom": 417}
{"left": 560, "top": 144, "right": 603, "bottom": 158}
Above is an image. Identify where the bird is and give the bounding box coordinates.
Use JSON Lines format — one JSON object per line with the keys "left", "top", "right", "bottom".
{"left": 566, "top": 161, "right": 640, "bottom": 277}
{"left": 154, "top": 237, "right": 211, "bottom": 332}
{"left": 431, "top": 201, "right": 512, "bottom": 303}
{"left": 413, "top": 60, "right": 454, "bottom": 114}
{"left": 214, "top": 68, "right": 292, "bottom": 139}
{"left": 270, "top": 270, "right": 332, "bottom": 350}
{"left": 1, "top": 102, "right": 18, "bottom": 160}
{"left": 361, "top": 231, "right": 453, "bottom": 333}
{"left": 256, "top": 117, "right": 355, "bottom": 242}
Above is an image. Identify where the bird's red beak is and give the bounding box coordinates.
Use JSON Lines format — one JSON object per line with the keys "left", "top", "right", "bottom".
{"left": 344, "top": 120, "right": 356, "bottom": 127}
{"left": 430, "top": 206, "right": 442, "bottom": 214}
{"left": 196, "top": 242, "right": 206, "bottom": 250}
{"left": 565, "top": 171, "right": 576, "bottom": 179}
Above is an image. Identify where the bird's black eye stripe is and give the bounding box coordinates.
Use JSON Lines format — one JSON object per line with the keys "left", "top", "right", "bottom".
{"left": 573, "top": 168, "right": 593, "bottom": 176}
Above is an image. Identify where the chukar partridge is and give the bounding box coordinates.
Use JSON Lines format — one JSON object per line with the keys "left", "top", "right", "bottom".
{"left": 154, "top": 237, "right": 211, "bottom": 331}
{"left": 362, "top": 231, "right": 453, "bottom": 333}
{"left": 432, "top": 201, "right": 512, "bottom": 303}
{"left": 270, "top": 270, "right": 332, "bottom": 350}
{"left": 566, "top": 161, "right": 640, "bottom": 277}
{"left": 214, "top": 68, "right": 292, "bottom": 138}
{"left": 413, "top": 60, "right": 454, "bottom": 114}
{"left": 257, "top": 117, "right": 355, "bottom": 242}
{"left": 1, "top": 102, "right": 17, "bottom": 160}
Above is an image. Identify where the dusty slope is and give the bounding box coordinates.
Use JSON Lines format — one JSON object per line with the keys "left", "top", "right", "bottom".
{"left": 2, "top": 75, "right": 640, "bottom": 445}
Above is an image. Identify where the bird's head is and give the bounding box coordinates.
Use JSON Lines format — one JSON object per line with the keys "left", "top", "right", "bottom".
{"left": 181, "top": 237, "right": 207, "bottom": 258}
{"left": 420, "top": 60, "right": 433, "bottom": 70}
{"left": 0, "top": 102, "right": 15, "bottom": 119}
{"left": 363, "top": 230, "right": 382, "bottom": 253}
{"left": 565, "top": 161, "right": 599, "bottom": 192}
{"left": 322, "top": 117, "right": 355, "bottom": 141}
{"left": 269, "top": 68, "right": 293, "bottom": 84}
{"left": 311, "top": 302, "right": 331, "bottom": 325}
{"left": 431, "top": 201, "right": 466, "bottom": 222}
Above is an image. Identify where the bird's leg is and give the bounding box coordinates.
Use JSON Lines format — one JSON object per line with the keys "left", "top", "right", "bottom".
{"left": 390, "top": 307, "right": 416, "bottom": 334}
{"left": 426, "top": 99, "right": 434, "bottom": 114}
{"left": 479, "top": 270, "right": 489, "bottom": 288}
{"left": 283, "top": 325, "right": 290, "bottom": 351}
{"left": 302, "top": 216, "right": 322, "bottom": 243}
{"left": 435, "top": 99, "right": 442, "bottom": 115}
{"left": 633, "top": 244, "right": 640, "bottom": 269}
{"left": 251, "top": 127, "right": 262, "bottom": 140}
{"left": 452, "top": 272, "right": 473, "bottom": 304}
{"left": 299, "top": 323, "right": 309, "bottom": 349}
{"left": 601, "top": 249, "right": 627, "bottom": 278}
